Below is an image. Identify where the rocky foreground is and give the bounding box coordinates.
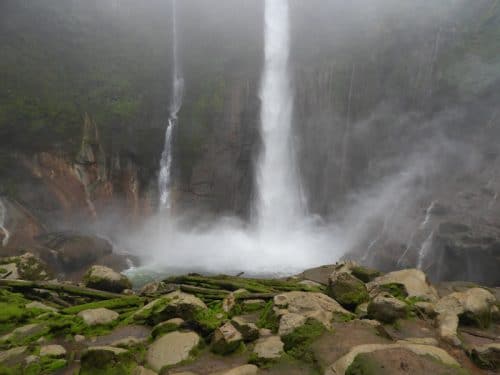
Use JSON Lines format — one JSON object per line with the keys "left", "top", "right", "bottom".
{"left": 0, "top": 254, "right": 499, "bottom": 375}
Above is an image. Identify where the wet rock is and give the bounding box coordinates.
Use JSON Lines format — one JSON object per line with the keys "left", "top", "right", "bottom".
{"left": 325, "top": 342, "right": 462, "bottom": 375}
{"left": 212, "top": 322, "right": 243, "bottom": 355}
{"left": 40, "top": 344, "right": 66, "bottom": 358}
{"left": 83, "top": 265, "right": 131, "bottom": 293}
{"left": 470, "top": 343, "right": 500, "bottom": 370}
{"left": 253, "top": 335, "right": 284, "bottom": 360}
{"left": 327, "top": 271, "right": 369, "bottom": 310}
{"left": 367, "top": 293, "right": 408, "bottom": 323}
{"left": 147, "top": 331, "right": 200, "bottom": 372}
{"left": 367, "top": 269, "right": 439, "bottom": 302}
{"left": 78, "top": 307, "right": 119, "bottom": 326}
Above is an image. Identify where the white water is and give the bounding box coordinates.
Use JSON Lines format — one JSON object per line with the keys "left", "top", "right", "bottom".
{"left": 0, "top": 198, "right": 10, "bottom": 247}
{"left": 256, "top": 0, "right": 303, "bottom": 228}
{"left": 124, "top": 0, "right": 342, "bottom": 279}
{"left": 158, "top": 0, "right": 184, "bottom": 210}
{"left": 417, "top": 230, "right": 434, "bottom": 270}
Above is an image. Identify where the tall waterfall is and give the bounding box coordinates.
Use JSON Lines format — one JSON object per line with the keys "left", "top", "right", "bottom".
{"left": 257, "top": 0, "right": 302, "bottom": 228}
{"left": 0, "top": 197, "right": 10, "bottom": 247}
{"left": 159, "top": 0, "right": 184, "bottom": 210}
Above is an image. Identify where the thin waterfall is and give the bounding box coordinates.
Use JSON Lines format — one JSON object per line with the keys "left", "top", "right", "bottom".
{"left": 256, "top": 0, "right": 302, "bottom": 229}
{"left": 159, "top": 0, "right": 184, "bottom": 211}
{"left": 0, "top": 197, "right": 10, "bottom": 247}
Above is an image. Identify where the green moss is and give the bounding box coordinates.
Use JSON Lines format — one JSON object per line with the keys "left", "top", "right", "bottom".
{"left": 132, "top": 297, "right": 171, "bottom": 326}
{"left": 328, "top": 273, "right": 369, "bottom": 310}
{"left": 379, "top": 283, "right": 408, "bottom": 300}
{"left": 192, "top": 305, "right": 226, "bottom": 336}
{"left": 282, "top": 319, "right": 325, "bottom": 364}
{"left": 151, "top": 322, "right": 180, "bottom": 339}
{"left": 24, "top": 357, "right": 68, "bottom": 375}
{"left": 256, "top": 301, "right": 279, "bottom": 333}
{"left": 351, "top": 267, "right": 381, "bottom": 283}
{"left": 346, "top": 353, "right": 384, "bottom": 375}
{"left": 80, "top": 348, "right": 136, "bottom": 375}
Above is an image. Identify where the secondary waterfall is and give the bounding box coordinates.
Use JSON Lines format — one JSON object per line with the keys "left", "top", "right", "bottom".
{"left": 158, "top": 0, "right": 184, "bottom": 210}
{"left": 256, "top": 0, "right": 302, "bottom": 228}
{"left": 0, "top": 197, "right": 10, "bottom": 247}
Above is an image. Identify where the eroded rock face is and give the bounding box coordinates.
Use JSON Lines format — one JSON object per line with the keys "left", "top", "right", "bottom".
{"left": 83, "top": 265, "right": 132, "bottom": 293}
{"left": 147, "top": 331, "right": 200, "bottom": 372}
{"left": 434, "top": 287, "right": 496, "bottom": 345}
{"left": 78, "top": 308, "right": 119, "bottom": 326}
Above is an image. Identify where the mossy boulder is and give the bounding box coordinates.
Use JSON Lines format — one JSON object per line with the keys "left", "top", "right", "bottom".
{"left": 146, "top": 331, "right": 200, "bottom": 372}
{"left": 367, "top": 293, "right": 408, "bottom": 323}
{"left": 328, "top": 272, "right": 369, "bottom": 310}
{"left": 83, "top": 265, "right": 132, "bottom": 293}
{"left": 0, "top": 252, "right": 51, "bottom": 281}
{"left": 80, "top": 346, "right": 135, "bottom": 375}
{"left": 470, "top": 343, "right": 500, "bottom": 370}
{"left": 251, "top": 335, "right": 284, "bottom": 364}
{"left": 78, "top": 307, "right": 119, "bottom": 326}
{"left": 231, "top": 316, "right": 259, "bottom": 342}
{"left": 211, "top": 322, "right": 243, "bottom": 355}
{"left": 351, "top": 266, "right": 382, "bottom": 283}
{"left": 151, "top": 318, "right": 184, "bottom": 339}
{"left": 281, "top": 319, "right": 325, "bottom": 363}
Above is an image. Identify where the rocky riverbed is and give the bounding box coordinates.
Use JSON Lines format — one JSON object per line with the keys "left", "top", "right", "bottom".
{"left": 0, "top": 253, "right": 498, "bottom": 375}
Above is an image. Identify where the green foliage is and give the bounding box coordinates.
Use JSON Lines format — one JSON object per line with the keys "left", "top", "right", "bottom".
{"left": 379, "top": 283, "right": 408, "bottom": 300}
{"left": 192, "top": 304, "right": 226, "bottom": 336}
{"left": 282, "top": 319, "right": 325, "bottom": 364}
{"left": 256, "top": 301, "right": 279, "bottom": 333}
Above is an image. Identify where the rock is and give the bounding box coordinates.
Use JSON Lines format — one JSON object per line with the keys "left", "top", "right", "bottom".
{"left": 219, "top": 364, "right": 259, "bottom": 375}
{"left": 414, "top": 301, "right": 436, "bottom": 317}
{"left": 40, "top": 344, "right": 66, "bottom": 358}
{"left": 83, "top": 265, "right": 131, "bottom": 293}
{"left": 133, "top": 366, "right": 158, "bottom": 375}
{"left": 434, "top": 287, "right": 496, "bottom": 345}
{"left": 151, "top": 318, "right": 185, "bottom": 339}
{"left": 367, "top": 293, "right": 408, "bottom": 323}
{"left": 367, "top": 269, "right": 439, "bottom": 302}
{"left": 139, "top": 281, "right": 177, "bottom": 296}
{"left": 75, "top": 334, "right": 86, "bottom": 343}
{"left": 26, "top": 301, "right": 57, "bottom": 312}
{"left": 212, "top": 322, "right": 243, "bottom": 355}
{"left": 242, "top": 299, "right": 266, "bottom": 312}
{"left": 327, "top": 271, "right": 369, "bottom": 309}
{"left": 355, "top": 302, "right": 369, "bottom": 318}
{"left": 273, "top": 291, "right": 353, "bottom": 329}
{"left": 278, "top": 313, "right": 307, "bottom": 336}
{"left": 0, "top": 263, "right": 19, "bottom": 279}
{"left": 111, "top": 336, "right": 148, "bottom": 347}
{"left": 259, "top": 328, "right": 272, "bottom": 337}
{"left": 146, "top": 331, "right": 200, "bottom": 372}
{"left": 0, "top": 346, "right": 28, "bottom": 363}
{"left": 397, "top": 337, "right": 439, "bottom": 346}
{"left": 350, "top": 265, "right": 382, "bottom": 283}
{"left": 253, "top": 336, "right": 284, "bottom": 360}
{"left": 0, "top": 252, "right": 51, "bottom": 281}
{"left": 78, "top": 308, "right": 119, "bottom": 326}
{"left": 222, "top": 289, "right": 247, "bottom": 313}
{"left": 470, "top": 343, "right": 500, "bottom": 370}
{"left": 0, "top": 323, "right": 47, "bottom": 343}
{"left": 133, "top": 291, "right": 207, "bottom": 325}
{"left": 325, "top": 342, "right": 462, "bottom": 375}
{"left": 80, "top": 346, "right": 132, "bottom": 373}
{"left": 298, "top": 280, "right": 322, "bottom": 288}
{"left": 24, "top": 355, "right": 40, "bottom": 365}
{"left": 231, "top": 316, "right": 259, "bottom": 342}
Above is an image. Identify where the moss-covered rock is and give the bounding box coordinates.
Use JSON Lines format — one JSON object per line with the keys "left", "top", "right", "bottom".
{"left": 83, "top": 265, "right": 132, "bottom": 293}
{"left": 351, "top": 266, "right": 382, "bottom": 283}
{"left": 281, "top": 319, "right": 325, "bottom": 363}
{"left": 146, "top": 331, "right": 200, "bottom": 372}
{"left": 151, "top": 318, "right": 184, "bottom": 339}
{"left": 328, "top": 272, "right": 369, "bottom": 310}
{"left": 211, "top": 322, "right": 243, "bottom": 355}
{"left": 80, "top": 346, "right": 135, "bottom": 375}
{"left": 470, "top": 343, "right": 500, "bottom": 370}
{"left": 0, "top": 253, "right": 51, "bottom": 281}
{"left": 367, "top": 293, "right": 408, "bottom": 323}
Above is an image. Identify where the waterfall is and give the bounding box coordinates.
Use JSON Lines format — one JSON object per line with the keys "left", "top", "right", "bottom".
{"left": 257, "top": 0, "right": 302, "bottom": 228}
{"left": 0, "top": 198, "right": 10, "bottom": 247}
{"left": 158, "top": 0, "right": 184, "bottom": 211}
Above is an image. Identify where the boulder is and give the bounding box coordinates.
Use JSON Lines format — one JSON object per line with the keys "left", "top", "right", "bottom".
{"left": 253, "top": 335, "right": 284, "bottom": 360}
{"left": 139, "top": 281, "right": 177, "bottom": 296}
{"left": 222, "top": 289, "right": 247, "bottom": 313}
{"left": 133, "top": 291, "right": 207, "bottom": 325}
{"left": 434, "top": 287, "right": 496, "bottom": 345}
{"left": 40, "top": 344, "right": 66, "bottom": 358}
{"left": 0, "top": 323, "right": 47, "bottom": 343}
{"left": 231, "top": 316, "right": 259, "bottom": 342}
{"left": 367, "top": 269, "right": 439, "bottom": 302}
{"left": 146, "top": 331, "right": 200, "bottom": 372}
{"left": 26, "top": 301, "right": 57, "bottom": 312}
{"left": 0, "top": 346, "right": 28, "bottom": 364}
{"left": 83, "top": 265, "right": 131, "bottom": 293}
{"left": 277, "top": 313, "right": 307, "bottom": 336}
{"left": 151, "top": 318, "right": 185, "bottom": 339}
{"left": 367, "top": 293, "right": 408, "bottom": 323}
{"left": 80, "top": 346, "right": 132, "bottom": 374}
{"left": 325, "top": 342, "right": 462, "bottom": 375}
{"left": 0, "top": 252, "right": 51, "bottom": 281}
{"left": 133, "top": 366, "right": 158, "bottom": 375}
{"left": 327, "top": 271, "right": 369, "bottom": 309}
{"left": 219, "top": 365, "right": 259, "bottom": 375}
{"left": 78, "top": 308, "right": 119, "bottom": 326}
{"left": 273, "top": 291, "right": 353, "bottom": 330}
{"left": 212, "top": 322, "right": 243, "bottom": 355}
{"left": 470, "top": 343, "right": 500, "bottom": 370}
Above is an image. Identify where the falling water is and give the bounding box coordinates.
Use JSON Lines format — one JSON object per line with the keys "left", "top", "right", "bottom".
{"left": 417, "top": 230, "right": 434, "bottom": 270}
{"left": 158, "top": 0, "right": 184, "bottom": 211}
{"left": 257, "top": 0, "right": 303, "bottom": 228}
{"left": 0, "top": 198, "right": 10, "bottom": 247}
